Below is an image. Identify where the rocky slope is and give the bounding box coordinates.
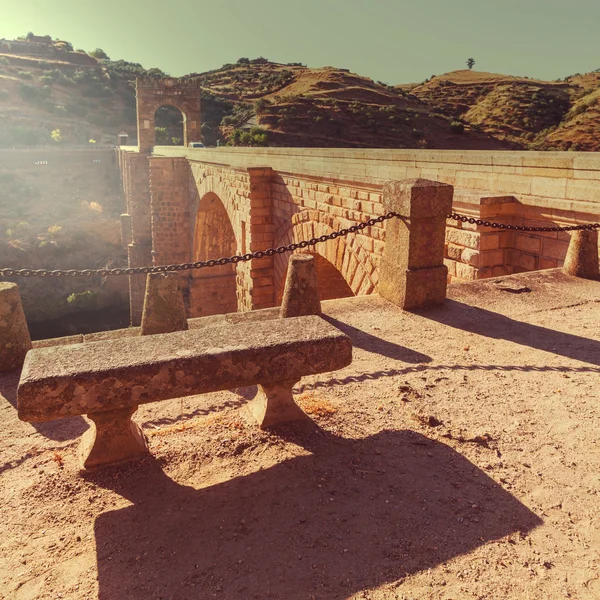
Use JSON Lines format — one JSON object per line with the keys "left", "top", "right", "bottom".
{"left": 408, "top": 69, "right": 600, "bottom": 151}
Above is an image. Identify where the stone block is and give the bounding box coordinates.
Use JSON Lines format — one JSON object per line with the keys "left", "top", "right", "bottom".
{"left": 0, "top": 283, "right": 32, "bottom": 372}
{"left": 515, "top": 234, "right": 542, "bottom": 254}
{"left": 480, "top": 234, "right": 500, "bottom": 251}
{"left": 461, "top": 248, "right": 480, "bottom": 266}
{"left": 382, "top": 178, "right": 453, "bottom": 219}
{"left": 542, "top": 238, "right": 570, "bottom": 261}
{"left": 479, "top": 250, "right": 505, "bottom": 268}
{"left": 539, "top": 257, "right": 557, "bottom": 270}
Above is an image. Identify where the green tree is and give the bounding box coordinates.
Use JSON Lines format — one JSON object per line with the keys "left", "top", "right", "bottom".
{"left": 155, "top": 127, "right": 168, "bottom": 144}
{"left": 50, "top": 128, "right": 62, "bottom": 143}
{"left": 466, "top": 58, "right": 475, "bottom": 70}
{"left": 89, "top": 48, "right": 109, "bottom": 60}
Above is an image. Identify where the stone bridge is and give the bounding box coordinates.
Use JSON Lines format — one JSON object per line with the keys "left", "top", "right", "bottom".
{"left": 118, "top": 78, "right": 600, "bottom": 324}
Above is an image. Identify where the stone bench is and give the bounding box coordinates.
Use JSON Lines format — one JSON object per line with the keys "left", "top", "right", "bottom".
{"left": 18, "top": 315, "right": 352, "bottom": 470}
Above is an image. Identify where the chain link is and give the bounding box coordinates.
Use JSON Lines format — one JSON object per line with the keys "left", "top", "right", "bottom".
{"left": 1, "top": 212, "right": 598, "bottom": 278}
{"left": 447, "top": 212, "right": 600, "bottom": 233}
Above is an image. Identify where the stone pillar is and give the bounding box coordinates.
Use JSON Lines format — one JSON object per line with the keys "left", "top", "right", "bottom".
{"left": 280, "top": 254, "right": 321, "bottom": 318}
{"left": 141, "top": 273, "right": 189, "bottom": 335}
{"left": 379, "top": 179, "right": 454, "bottom": 310}
{"left": 0, "top": 283, "right": 32, "bottom": 372}
{"left": 128, "top": 242, "right": 152, "bottom": 326}
{"left": 563, "top": 230, "right": 599, "bottom": 280}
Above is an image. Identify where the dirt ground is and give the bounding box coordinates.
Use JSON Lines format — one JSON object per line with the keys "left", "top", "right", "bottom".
{"left": 1, "top": 270, "right": 599, "bottom": 600}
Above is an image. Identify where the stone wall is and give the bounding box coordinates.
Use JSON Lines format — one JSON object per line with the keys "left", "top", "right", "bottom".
{"left": 152, "top": 147, "right": 600, "bottom": 284}
{"left": 119, "top": 147, "right": 600, "bottom": 319}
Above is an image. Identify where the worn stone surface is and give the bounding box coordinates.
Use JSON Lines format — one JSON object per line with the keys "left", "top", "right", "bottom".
{"left": 80, "top": 406, "right": 148, "bottom": 470}
{"left": 379, "top": 179, "right": 453, "bottom": 309}
{"left": 141, "top": 273, "right": 189, "bottom": 336}
{"left": 18, "top": 315, "right": 352, "bottom": 422}
{"left": 32, "top": 334, "right": 83, "bottom": 349}
{"left": 0, "top": 283, "right": 32, "bottom": 372}
{"left": 280, "top": 255, "right": 322, "bottom": 318}
{"left": 563, "top": 230, "right": 599, "bottom": 280}
{"left": 245, "top": 379, "right": 309, "bottom": 429}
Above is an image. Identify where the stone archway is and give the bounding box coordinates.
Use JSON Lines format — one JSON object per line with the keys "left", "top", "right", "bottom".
{"left": 189, "top": 192, "right": 238, "bottom": 317}
{"left": 274, "top": 210, "right": 377, "bottom": 304}
{"left": 136, "top": 78, "right": 202, "bottom": 152}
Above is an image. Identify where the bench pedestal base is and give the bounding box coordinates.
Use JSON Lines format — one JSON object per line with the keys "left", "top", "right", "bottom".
{"left": 246, "top": 379, "right": 309, "bottom": 429}
{"left": 79, "top": 406, "right": 148, "bottom": 471}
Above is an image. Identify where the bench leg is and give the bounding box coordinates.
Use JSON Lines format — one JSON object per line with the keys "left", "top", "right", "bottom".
{"left": 79, "top": 406, "right": 149, "bottom": 471}
{"left": 246, "top": 379, "right": 309, "bottom": 429}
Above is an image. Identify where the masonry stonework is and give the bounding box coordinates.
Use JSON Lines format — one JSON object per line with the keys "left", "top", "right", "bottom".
{"left": 136, "top": 78, "right": 202, "bottom": 153}
{"left": 119, "top": 141, "right": 600, "bottom": 320}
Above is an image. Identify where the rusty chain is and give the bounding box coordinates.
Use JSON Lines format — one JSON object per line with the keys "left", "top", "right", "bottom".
{"left": 1, "top": 212, "right": 598, "bottom": 278}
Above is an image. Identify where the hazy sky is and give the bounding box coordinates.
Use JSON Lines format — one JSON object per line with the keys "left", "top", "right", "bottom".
{"left": 3, "top": 0, "right": 600, "bottom": 83}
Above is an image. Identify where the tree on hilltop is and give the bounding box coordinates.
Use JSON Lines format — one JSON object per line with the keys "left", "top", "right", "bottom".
{"left": 90, "top": 48, "right": 110, "bottom": 60}
{"left": 466, "top": 58, "right": 475, "bottom": 70}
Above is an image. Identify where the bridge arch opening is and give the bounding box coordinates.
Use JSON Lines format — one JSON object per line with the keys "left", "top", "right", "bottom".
{"left": 189, "top": 192, "right": 238, "bottom": 317}
{"left": 154, "top": 105, "right": 184, "bottom": 146}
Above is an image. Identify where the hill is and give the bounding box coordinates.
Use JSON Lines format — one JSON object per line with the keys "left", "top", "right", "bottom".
{"left": 2, "top": 37, "right": 600, "bottom": 151}
{"left": 409, "top": 69, "right": 600, "bottom": 151}
{"left": 0, "top": 46, "right": 510, "bottom": 150}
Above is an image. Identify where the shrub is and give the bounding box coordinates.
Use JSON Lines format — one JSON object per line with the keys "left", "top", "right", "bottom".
{"left": 450, "top": 121, "right": 465, "bottom": 134}
{"left": 17, "top": 71, "right": 33, "bottom": 80}
{"left": 66, "top": 291, "right": 98, "bottom": 310}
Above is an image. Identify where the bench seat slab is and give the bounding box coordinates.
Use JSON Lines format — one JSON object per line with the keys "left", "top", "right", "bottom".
{"left": 18, "top": 315, "right": 352, "bottom": 423}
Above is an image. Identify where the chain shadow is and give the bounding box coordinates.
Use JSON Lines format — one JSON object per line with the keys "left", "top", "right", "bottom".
{"left": 139, "top": 389, "right": 256, "bottom": 429}
{"left": 87, "top": 429, "right": 541, "bottom": 600}
{"left": 322, "top": 315, "right": 432, "bottom": 363}
{"left": 295, "top": 362, "right": 600, "bottom": 393}
{"left": 419, "top": 299, "right": 600, "bottom": 367}
{"left": 0, "top": 370, "right": 88, "bottom": 442}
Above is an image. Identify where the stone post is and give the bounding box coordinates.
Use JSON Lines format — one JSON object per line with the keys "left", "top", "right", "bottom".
{"left": 0, "top": 283, "right": 32, "bottom": 372}
{"left": 378, "top": 179, "right": 454, "bottom": 310}
{"left": 280, "top": 254, "right": 322, "bottom": 318}
{"left": 141, "top": 273, "right": 189, "bottom": 335}
{"left": 563, "top": 230, "right": 599, "bottom": 280}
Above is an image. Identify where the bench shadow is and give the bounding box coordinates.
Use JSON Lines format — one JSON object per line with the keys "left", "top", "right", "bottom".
{"left": 88, "top": 429, "right": 541, "bottom": 600}
{"left": 420, "top": 300, "right": 600, "bottom": 367}
{"left": 0, "top": 370, "right": 88, "bottom": 442}
{"left": 322, "top": 315, "right": 432, "bottom": 363}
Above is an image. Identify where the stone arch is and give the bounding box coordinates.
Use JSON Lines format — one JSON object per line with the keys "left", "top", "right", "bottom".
{"left": 191, "top": 173, "right": 240, "bottom": 245}
{"left": 136, "top": 78, "right": 202, "bottom": 152}
{"left": 273, "top": 210, "right": 377, "bottom": 304}
{"left": 188, "top": 191, "right": 238, "bottom": 317}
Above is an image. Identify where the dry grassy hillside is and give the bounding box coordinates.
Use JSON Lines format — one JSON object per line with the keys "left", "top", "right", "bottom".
{"left": 409, "top": 69, "right": 600, "bottom": 151}
{"left": 193, "top": 60, "right": 512, "bottom": 149}
{"left": 0, "top": 50, "right": 510, "bottom": 150}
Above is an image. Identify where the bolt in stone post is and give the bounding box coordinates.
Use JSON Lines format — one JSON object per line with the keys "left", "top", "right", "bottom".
{"left": 141, "top": 273, "right": 189, "bottom": 335}
{"left": 0, "top": 282, "right": 32, "bottom": 372}
{"left": 563, "top": 229, "right": 599, "bottom": 280}
{"left": 378, "top": 179, "right": 454, "bottom": 310}
{"left": 280, "top": 254, "right": 322, "bottom": 318}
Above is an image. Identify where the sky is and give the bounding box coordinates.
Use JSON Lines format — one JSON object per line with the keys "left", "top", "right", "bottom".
{"left": 3, "top": 0, "right": 600, "bottom": 84}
